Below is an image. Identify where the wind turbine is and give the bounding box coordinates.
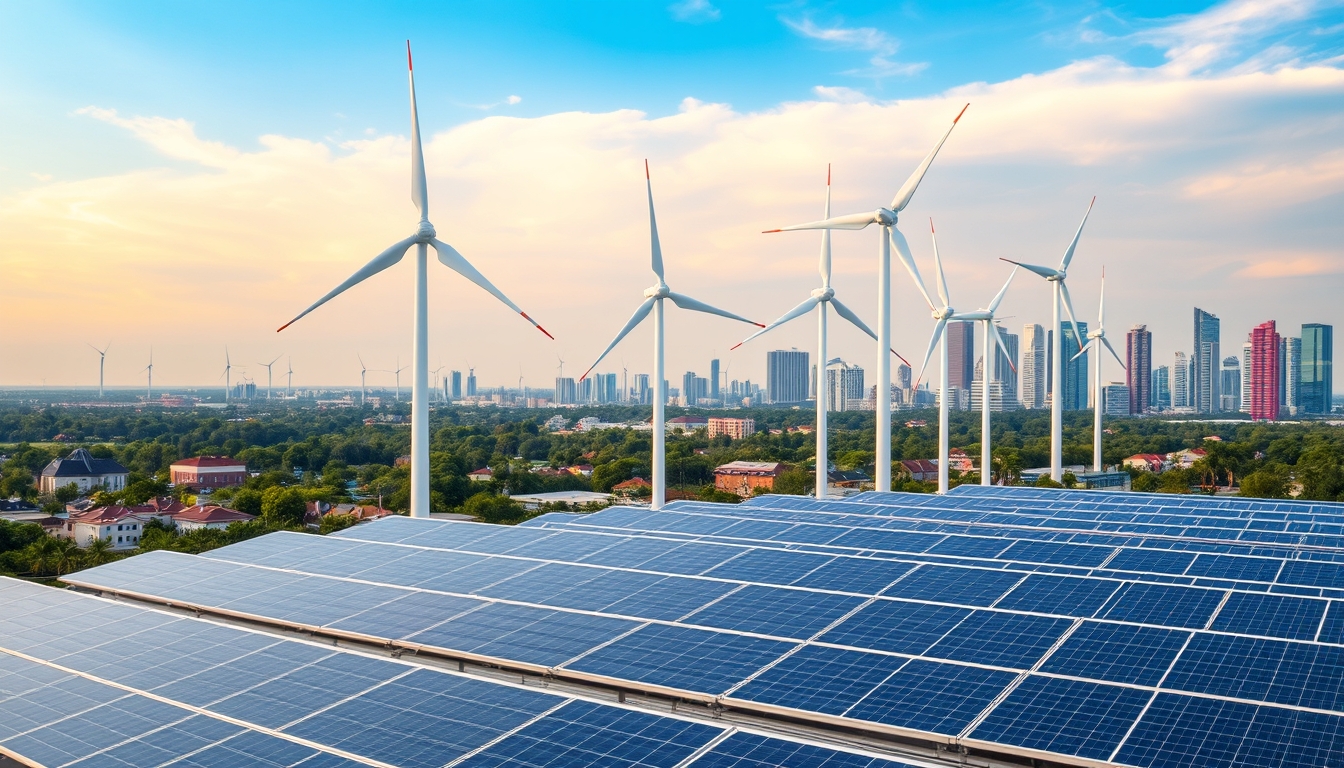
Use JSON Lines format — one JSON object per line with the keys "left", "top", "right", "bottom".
{"left": 430, "top": 365, "right": 444, "bottom": 402}
{"left": 222, "top": 348, "right": 233, "bottom": 402}
{"left": 278, "top": 44, "right": 551, "bottom": 518}
{"left": 391, "top": 358, "right": 407, "bottom": 402}
{"left": 1073, "top": 269, "right": 1125, "bottom": 473}
{"left": 734, "top": 165, "right": 906, "bottom": 499}
{"left": 765, "top": 105, "right": 968, "bottom": 492}
{"left": 286, "top": 358, "right": 293, "bottom": 398}
{"left": 259, "top": 356, "right": 281, "bottom": 400}
{"left": 89, "top": 343, "right": 109, "bottom": 398}
{"left": 1001, "top": 198, "right": 1094, "bottom": 483}
{"left": 912, "top": 222, "right": 1018, "bottom": 489}
{"left": 581, "top": 161, "right": 762, "bottom": 509}
{"left": 144, "top": 349, "right": 153, "bottom": 399}
{"left": 358, "top": 355, "right": 369, "bottom": 405}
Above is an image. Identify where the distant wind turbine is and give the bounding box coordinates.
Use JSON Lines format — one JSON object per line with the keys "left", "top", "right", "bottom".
{"left": 277, "top": 43, "right": 551, "bottom": 518}
{"left": 1073, "top": 269, "right": 1125, "bottom": 473}
{"left": 89, "top": 343, "right": 109, "bottom": 398}
{"left": 765, "top": 105, "right": 968, "bottom": 491}
{"left": 392, "top": 358, "right": 407, "bottom": 402}
{"left": 580, "top": 161, "right": 762, "bottom": 510}
{"left": 260, "top": 356, "right": 281, "bottom": 400}
{"left": 734, "top": 165, "right": 907, "bottom": 499}
{"left": 222, "top": 348, "right": 233, "bottom": 402}
{"left": 1001, "top": 198, "right": 1094, "bottom": 483}
{"left": 286, "top": 357, "right": 293, "bottom": 398}
{"left": 144, "top": 349, "right": 153, "bottom": 399}
{"left": 358, "top": 355, "right": 369, "bottom": 405}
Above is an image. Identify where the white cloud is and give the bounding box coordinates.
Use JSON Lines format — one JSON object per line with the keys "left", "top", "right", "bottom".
{"left": 783, "top": 17, "right": 927, "bottom": 78}
{"left": 669, "top": 0, "right": 720, "bottom": 23}
{"left": 813, "top": 85, "right": 871, "bottom": 103}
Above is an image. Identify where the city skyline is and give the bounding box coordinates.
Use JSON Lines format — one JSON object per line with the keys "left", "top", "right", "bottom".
{"left": 1, "top": 1, "right": 1342, "bottom": 390}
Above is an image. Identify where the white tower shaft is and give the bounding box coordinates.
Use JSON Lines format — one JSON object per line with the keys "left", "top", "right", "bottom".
{"left": 652, "top": 298, "right": 666, "bottom": 509}
{"left": 1051, "top": 281, "right": 1063, "bottom": 482}
{"left": 982, "top": 319, "right": 992, "bottom": 486}
{"left": 411, "top": 244, "right": 430, "bottom": 517}
{"left": 816, "top": 302, "right": 828, "bottom": 499}
{"left": 876, "top": 230, "right": 892, "bottom": 491}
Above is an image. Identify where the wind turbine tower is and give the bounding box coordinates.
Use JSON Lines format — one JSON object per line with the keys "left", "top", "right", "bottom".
{"left": 89, "top": 343, "right": 109, "bottom": 398}
{"left": 766, "top": 105, "right": 968, "bottom": 491}
{"left": 1074, "top": 269, "right": 1125, "bottom": 472}
{"left": 286, "top": 358, "right": 293, "bottom": 398}
{"left": 144, "top": 349, "right": 154, "bottom": 399}
{"left": 279, "top": 43, "right": 551, "bottom": 518}
{"left": 222, "top": 349, "right": 233, "bottom": 402}
{"left": 260, "top": 356, "right": 281, "bottom": 400}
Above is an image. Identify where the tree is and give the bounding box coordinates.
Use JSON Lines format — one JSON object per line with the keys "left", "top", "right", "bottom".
{"left": 82, "top": 537, "right": 117, "bottom": 567}
{"left": 232, "top": 488, "right": 263, "bottom": 517}
{"left": 1238, "top": 465, "right": 1290, "bottom": 499}
{"left": 462, "top": 493, "right": 526, "bottom": 524}
{"left": 261, "top": 486, "right": 307, "bottom": 528}
{"left": 1033, "top": 476, "right": 1064, "bottom": 488}
{"left": 319, "top": 514, "right": 358, "bottom": 534}
{"left": 1131, "top": 472, "right": 1160, "bottom": 493}
{"left": 54, "top": 483, "right": 82, "bottom": 504}
{"left": 1297, "top": 445, "right": 1344, "bottom": 501}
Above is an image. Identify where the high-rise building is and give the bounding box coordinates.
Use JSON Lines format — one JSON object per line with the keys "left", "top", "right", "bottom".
{"left": 554, "top": 377, "right": 576, "bottom": 405}
{"left": 767, "top": 349, "right": 810, "bottom": 404}
{"left": 1250, "top": 320, "right": 1281, "bottom": 421}
{"left": 1283, "top": 337, "right": 1301, "bottom": 414}
{"left": 710, "top": 359, "right": 720, "bottom": 400}
{"left": 1240, "top": 341, "right": 1253, "bottom": 413}
{"left": 599, "top": 373, "right": 619, "bottom": 404}
{"left": 681, "top": 372, "right": 709, "bottom": 406}
{"left": 1151, "top": 365, "right": 1170, "bottom": 410}
{"left": 577, "top": 377, "right": 594, "bottom": 403}
{"left": 633, "top": 373, "right": 651, "bottom": 405}
{"left": 1104, "top": 383, "right": 1130, "bottom": 416}
{"left": 466, "top": 369, "right": 477, "bottom": 398}
{"left": 1193, "top": 308, "right": 1220, "bottom": 412}
{"left": 1173, "top": 352, "right": 1189, "bottom": 409}
{"left": 450, "top": 370, "right": 463, "bottom": 400}
{"left": 1220, "top": 356, "right": 1241, "bottom": 412}
{"left": 947, "top": 321, "right": 975, "bottom": 390}
{"left": 993, "top": 326, "right": 1019, "bottom": 406}
{"left": 1301, "top": 323, "right": 1334, "bottom": 414}
{"left": 1021, "top": 324, "right": 1046, "bottom": 409}
{"left": 825, "top": 360, "right": 865, "bottom": 412}
{"left": 1126, "top": 324, "right": 1152, "bottom": 414}
{"left": 896, "top": 363, "right": 912, "bottom": 390}
{"left": 1061, "top": 321, "right": 1088, "bottom": 411}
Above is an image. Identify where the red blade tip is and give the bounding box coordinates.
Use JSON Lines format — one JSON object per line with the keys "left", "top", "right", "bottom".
{"left": 754, "top": 322, "right": 766, "bottom": 328}
{"left": 954, "top": 103, "right": 969, "bottom": 123}
{"left": 929, "top": 218, "right": 935, "bottom": 233}
{"left": 406, "top": 41, "right": 412, "bottom": 71}
{"left": 730, "top": 343, "right": 744, "bottom": 351}
{"left": 276, "top": 322, "right": 292, "bottom": 333}
{"left": 644, "top": 159, "right": 649, "bottom": 180}
{"left": 827, "top": 163, "right": 831, "bottom": 186}
{"left": 762, "top": 229, "right": 782, "bottom": 234}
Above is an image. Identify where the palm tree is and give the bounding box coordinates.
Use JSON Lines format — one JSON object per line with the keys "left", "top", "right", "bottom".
{"left": 52, "top": 539, "right": 82, "bottom": 576}
{"left": 82, "top": 538, "right": 116, "bottom": 568}
{"left": 22, "top": 537, "right": 60, "bottom": 576}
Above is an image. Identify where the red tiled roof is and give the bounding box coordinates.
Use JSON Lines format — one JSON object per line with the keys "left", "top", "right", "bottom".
{"left": 613, "top": 477, "right": 651, "bottom": 490}
{"left": 174, "top": 505, "right": 253, "bottom": 524}
{"left": 73, "top": 505, "right": 147, "bottom": 524}
{"left": 171, "top": 456, "right": 245, "bottom": 469}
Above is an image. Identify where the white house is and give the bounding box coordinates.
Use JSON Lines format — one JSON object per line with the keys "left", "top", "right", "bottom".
{"left": 39, "top": 448, "right": 129, "bottom": 494}
{"left": 61, "top": 506, "right": 151, "bottom": 550}
{"left": 173, "top": 505, "right": 254, "bottom": 532}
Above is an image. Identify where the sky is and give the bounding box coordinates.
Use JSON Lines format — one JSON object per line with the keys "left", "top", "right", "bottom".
{"left": 1, "top": 0, "right": 1342, "bottom": 392}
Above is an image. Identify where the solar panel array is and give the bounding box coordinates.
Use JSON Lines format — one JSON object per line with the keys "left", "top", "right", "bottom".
{"left": 64, "top": 486, "right": 1344, "bottom": 768}
{"left": 0, "top": 578, "right": 921, "bottom": 768}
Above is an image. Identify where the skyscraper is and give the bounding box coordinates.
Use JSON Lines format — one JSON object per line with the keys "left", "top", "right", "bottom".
{"left": 1301, "top": 323, "right": 1334, "bottom": 414}
{"left": 1061, "top": 321, "right": 1088, "bottom": 411}
{"left": 1193, "top": 308, "right": 1220, "bottom": 413}
{"left": 767, "top": 349, "right": 810, "bottom": 404}
{"left": 1220, "top": 356, "right": 1240, "bottom": 412}
{"left": 710, "top": 359, "right": 720, "bottom": 400}
{"left": 825, "top": 360, "right": 865, "bottom": 412}
{"left": 1151, "top": 365, "right": 1170, "bottom": 410}
{"left": 947, "top": 321, "right": 975, "bottom": 391}
{"left": 994, "top": 326, "right": 1019, "bottom": 406}
{"left": 450, "top": 370, "right": 463, "bottom": 400}
{"left": 600, "top": 373, "right": 619, "bottom": 404}
{"left": 1126, "top": 324, "right": 1152, "bottom": 414}
{"left": 1250, "top": 320, "right": 1281, "bottom": 421}
{"left": 1284, "top": 337, "right": 1301, "bottom": 414}
{"left": 1241, "top": 341, "right": 1253, "bottom": 413}
{"left": 896, "top": 363, "right": 912, "bottom": 390}
{"left": 554, "top": 377, "right": 576, "bottom": 405}
{"left": 1173, "top": 352, "right": 1189, "bottom": 409}
{"left": 1021, "top": 324, "right": 1046, "bottom": 410}
{"left": 633, "top": 373, "right": 651, "bottom": 405}
{"left": 466, "top": 369, "right": 477, "bottom": 397}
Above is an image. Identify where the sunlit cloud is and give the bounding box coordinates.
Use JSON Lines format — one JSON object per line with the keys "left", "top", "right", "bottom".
{"left": 669, "top": 0, "right": 720, "bottom": 24}
{"left": 782, "top": 17, "right": 927, "bottom": 78}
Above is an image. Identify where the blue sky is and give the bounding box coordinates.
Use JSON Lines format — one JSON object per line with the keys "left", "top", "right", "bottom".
{"left": 1, "top": 1, "right": 1342, "bottom": 389}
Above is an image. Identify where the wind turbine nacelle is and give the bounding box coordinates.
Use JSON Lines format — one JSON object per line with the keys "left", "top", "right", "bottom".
{"left": 414, "top": 221, "right": 437, "bottom": 241}
{"left": 811, "top": 287, "right": 835, "bottom": 300}
{"left": 875, "top": 208, "right": 896, "bottom": 226}
{"left": 643, "top": 284, "right": 670, "bottom": 299}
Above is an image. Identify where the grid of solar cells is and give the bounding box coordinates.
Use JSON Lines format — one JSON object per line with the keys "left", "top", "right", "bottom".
{"left": 0, "top": 579, "right": 935, "bottom": 768}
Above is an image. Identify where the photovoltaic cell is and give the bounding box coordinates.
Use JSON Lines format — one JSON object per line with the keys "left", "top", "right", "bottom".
{"left": 405, "top": 602, "right": 638, "bottom": 667}
{"left": 1096, "top": 582, "right": 1226, "bottom": 629}
{"left": 1208, "top": 591, "right": 1326, "bottom": 641}
{"left": 925, "top": 535, "right": 1013, "bottom": 559}
{"left": 844, "top": 659, "right": 1017, "bottom": 736}
{"left": 818, "top": 600, "right": 971, "bottom": 656}
{"left": 702, "top": 549, "right": 834, "bottom": 585}
{"left": 992, "top": 574, "right": 1121, "bottom": 616}
{"left": 1186, "top": 554, "right": 1283, "bottom": 583}
{"left": 1104, "top": 549, "right": 1197, "bottom": 575}
{"left": 680, "top": 585, "right": 866, "bottom": 640}
{"left": 882, "top": 565, "right": 1023, "bottom": 607}
{"left": 1038, "top": 622, "right": 1189, "bottom": 687}
{"left": 790, "top": 557, "right": 915, "bottom": 595}
{"left": 563, "top": 623, "right": 793, "bottom": 695}
{"left": 1320, "top": 601, "right": 1344, "bottom": 644}
{"left": 728, "top": 644, "right": 908, "bottom": 716}
{"left": 970, "top": 676, "right": 1151, "bottom": 760}
{"left": 925, "top": 611, "right": 1072, "bottom": 669}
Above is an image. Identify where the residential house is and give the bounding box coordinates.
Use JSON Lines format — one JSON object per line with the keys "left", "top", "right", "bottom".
{"left": 39, "top": 448, "right": 129, "bottom": 494}
{"left": 169, "top": 456, "right": 248, "bottom": 490}
{"left": 666, "top": 415, "right": 709, "bottom": 433}
{"left": 713, "top": 461, "right": 786, "bottom": 497}
{"left": 174, "top": 505, "right": 254, "bottom": 532}
{"left": 60, "top": 506, "right": 151, "bottom": 550}
{"left": 897, "top": 460, "right": 939, "bottom": 482}
{"left": 467, "top": 468, "right": 494, "bottom": 482}
{"left": 1168, "top": 448, "right": 1208, "bottom": 469}
{"left": 1123, "top": 454, "right": 1167, "bottom": 473}
{"left": 612, "top": 477, "right": 652, "bottom": 498}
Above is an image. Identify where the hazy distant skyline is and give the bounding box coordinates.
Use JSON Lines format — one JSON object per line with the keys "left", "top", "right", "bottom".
{"left": 1, "top": 0, "right": 1341, "bottom": 389}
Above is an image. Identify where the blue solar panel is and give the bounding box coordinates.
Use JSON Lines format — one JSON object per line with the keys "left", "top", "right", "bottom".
{"left": 405, "top": 601, "right": 638, "bottom": 666}
{"left": 789, "top": 557, "right": 915, "bottom": 594}
{"left": 1111, "top": 694, "right": 1259, "bottom": 768}
{"left": 1096, "top": 582, "right": 1226, "bottom": 629}
{"left": 701, "top": 549, "right": 834, "bottom": 585}
{"left": 563, "top": 623, "right": 792, "bottom": 695}
{"left": 970, "top": 676, "right": 1152, "bottom": 760}
{"left": 1186, "top": 553, "right": 1283, "bottom": 582}
{"left": 681, "top": 585, "right": 865, "bottom": 640}
{"left": 818, "top": 599, "right": 971, "bottom": 655}
{"left": 998, "top": 540, "right": 1112, "bottom": 567}
{"left": 325, "top": 590, "right": 483, "bottom": 639}
{"left": 601, "top": 575, "right": 740, "bottom": 621}
{"left": 691, "top": 731, "right": 917, "bottom": 767}
{"left": 925, "top": 610, "right": 1072, "bottom": 669}
{"left": 728, "top": 644, "right": 908, "bottom": 716}
{"left": 844, "top": 660, "right": 1017, "bottom": 735}
{"left": 1104, "top": 548, "right": 1197, "bottom": 575}
{"left": 882, "top": 565, "right": 1023, "bottom": 606}
{"left": 63, "top": 714, "right": 244, "bottom": 767}
{"left": 1320, "top": 600, "right": 1344, "bottom": 643}
{"left": 1038, "top": 621, "right": 1189, "bottom": 687}
{"left": 1280, "top": 559, "right": 1344, "bottom": 589}
{"left": 992, "top": 574, "right": 1121, "bottom": 616}
{"left": 1208, "top": 591, "right": 1326, "bottom": 641}
{"left": 925, "top": 535, "right": 1013, "bottom": 558}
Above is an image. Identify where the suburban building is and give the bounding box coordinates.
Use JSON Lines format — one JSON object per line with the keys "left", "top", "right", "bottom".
{"left": 707, "top": 417, "right": 755, "bottom": 440}
{"left": 665, "top": 415, "right": 709, "bottom": 432}
{"left": 173, "top": 505, "right": 254, "bottom": 532}
{"left": 467, "top": 468, "right": 494, "bottom": 482}
{"left": 39, "top": 448, "right": 129, "bottom": 494}
{"left": 612, "top": 477, "right": 652, "bottom": 498}
{"left": 1251, "top": 320, "right": 1281, "bottom": 421}
{"left": 1123, "top": 454, "right": 1167, "bottom": 473}
{"left": 60, "top": 506, "right": 151, "bottom": 550}
{"left": 713, "top": 461, "right": 786, "bottom": 497}
{"left": 169, "top": 456, "right": 247, "bottom": 490}
{"left": 897, "top": 459, "right": 938, "bottom": 482}
{"left": 507, "top": 490, "right": 612, "bottom": 511}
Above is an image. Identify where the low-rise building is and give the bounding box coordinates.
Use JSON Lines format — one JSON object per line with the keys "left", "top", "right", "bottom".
{"left": 666, "top": 415, "right": 709, "bottom": 433}
{"left": 1123, "top": 454, "right": 1167, "bottom": 473}
{"left": 39, "top": 448, "right": 129, "bottom": 494}
{"left": 707, "top": 417, "right": 756, "bottom": 440}
{"left": 507, "top": 490, "right": 613, "bottom": 511}
{"left": 169, "top": 456, "right": 247, "bottom": 490}
{"left": 612, "top": 477, "right": 652, "bottom": 498}
{"left": 467, "top": 468, "right": 494, "bottom": 482}
{"left": 827, "top": 469, "right": 870, "bottom": 489}
{"left": 713, "top": 461, "right": 786, "bottom": 497}
{"left": 946, "top": 449, "right": 976, "bottom": 473}
{"left": 1168, "top": 448, "right": 1208, "bottom": 469}
{"left": 61, "top": 506, "right": 150, "bottom": 550}
{"left": 173, "top": 505, "right": 254, "bottom": 531}
{"left": 897, "top": 459, "right": 938, "bottom": 482}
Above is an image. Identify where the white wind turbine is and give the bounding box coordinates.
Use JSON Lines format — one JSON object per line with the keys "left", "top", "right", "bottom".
{"left": 286, "top": 358, "right": 293, "bottom": 398}
{"left": 358, "top": 355, "right": 369, "bottom": 405}
{"left": 430, "top": 365, "right": 444, "bottom": 402}
{"left": 143, "top": 349, "right": 154, "bottom": 399}
{"left": 1001, "top": 198, "right": 1094, "bottom": 483}
{"left": 581, "top": 161, "right": 762, "bottom": 510}
{"left": 222, "top": 348, "right": 233, "bottom": 402}
{"left": 766, "top": 105, "right": 968, "bottom": 491}
{"left": 89, "top": 343, "right": 109, "bottom": 398}
{"left": 734, "top": 166, "right": 907, "bottom": 499}
{"left": 1072, "top": 269, "right": 1125, "bottom": 473}
{"left": 279, "top": 43, "right": 551, "bottom": 518}
{"left": 391, "top": 358, "right": 407, "bottom": 402}
{"left": 912, "top": 222, "right": 1017, "bottom": 492}
{"left": 260, "top": 355, "right": 281, "bottom": 400}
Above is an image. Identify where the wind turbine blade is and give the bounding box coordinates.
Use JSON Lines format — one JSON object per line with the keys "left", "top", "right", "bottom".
{"left": 987, "top": 266, "right": 1017, "bottom": 313}
{"left": 732, "top": 296, "right": 819, "bottom": 350}
{"left": 644, "top": 161, "right": 665, "bottom": 282}
{"left": 667, "top": 292, "right": 762, "bottom": 326}
{"left": 1059, "top": 196, "right": 1096, "bottom": 273}
{"left": 915, "top": 316, "right": 948, "bottom": 386}
{"left": 1059, "top": 281, "right": 1086, "bottom": 353}
{"left": 890, "top": 103, "right": 968, "bottom": 212}
{"left": 930, "top": 219, "right": 951, "bottom": 308}
{"left": 581, "top": 297, "right": 655, "bottom": 380}
{"left": 432, "top": 239, "right": 553, "bottom": 339}
{"left": 829, "top": 297, "right": 876, "bottom": 342}
{"left": 820, "top": 164, "right": 832, "bottom": 287}
{"left": 1070, "top": 340, "right": 1091, "bottom": 363}
{"left": 1102, "top": 336, "right": 1126, "bottom": 370}
{"left": 765, "top": 211, "right": 877, "bottom": 233}
{"left": 278, "top": 236, "right": 417, "bottom": 331}
{"left": 1098, "top": 270, "right": 1106, "bottom": 328}
{"left": 999, "top": 258, "right": 1059, "bottom": 281}
{"left": 407, "top": 42, "right": 428, "bottom": 220}
{"left": 988, "top": 322, "right": 1017, "bottom": 373}
{"left": 889, "top": 226, "right": 934, "bottom": 310}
